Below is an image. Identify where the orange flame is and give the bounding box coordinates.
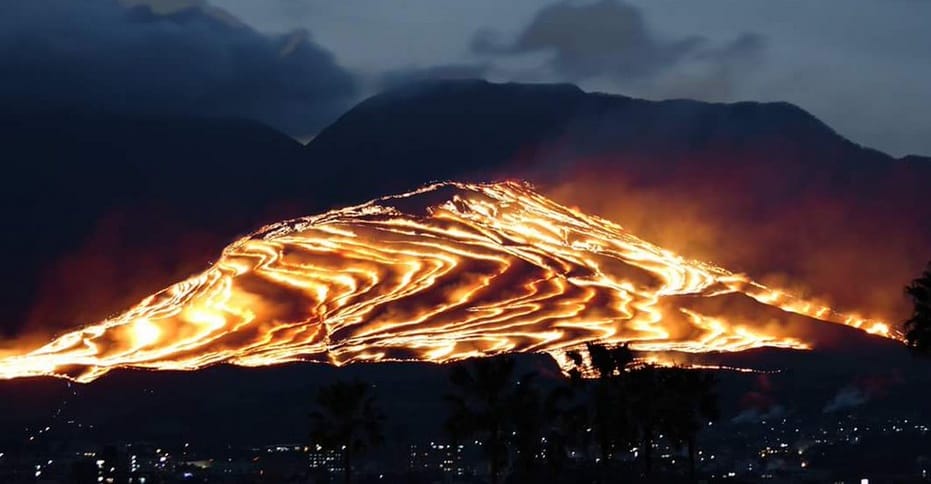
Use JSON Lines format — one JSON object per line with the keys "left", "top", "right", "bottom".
{"left": 0, "top": 181, "right": 901, "bottom": 382}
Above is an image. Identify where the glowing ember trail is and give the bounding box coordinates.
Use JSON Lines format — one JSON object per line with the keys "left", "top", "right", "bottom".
{"left": 0, "top": 181, "right": 901, "bottom": 382}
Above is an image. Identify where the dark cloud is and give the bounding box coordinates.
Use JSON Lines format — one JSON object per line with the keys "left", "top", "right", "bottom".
{"left": 0, "top": 0, "right": 356, "bottom": 137}
{"left": 473, "top": 0, "right": 697, "bottom": 80}
{"left": 473, "top": 0, "right": 763, "bottom": 88}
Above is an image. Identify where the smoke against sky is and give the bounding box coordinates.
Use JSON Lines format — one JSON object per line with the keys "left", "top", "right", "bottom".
{"left": 470, "top": 0, "right": 763, "bottom": 96}
{"left": 471, "top": 1, "right": 705, "bottom": 80}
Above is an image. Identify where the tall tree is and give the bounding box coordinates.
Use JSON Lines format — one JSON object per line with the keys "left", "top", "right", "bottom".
{"left": 905, "top": 262, "right": 931, "bottom": 354}
{"left": 566, "top": 343, "right": 636, "bottom": 481}
{"left": 444, "top": 356, "right": 519, "bottom": 484}
{"left": 627, "top": 364, "right": 664, "bottom": 477}
{"left": 511, "top": 372, "right": 545, "bottom": 481}
{"left": 309, "top": 380, "right": 386, "bottom": 484}
{"left": 539, "top": 379, "right": 589, "bottom": 478}
{"left": 660, "top": 368, "right": 720, "bottom": 481}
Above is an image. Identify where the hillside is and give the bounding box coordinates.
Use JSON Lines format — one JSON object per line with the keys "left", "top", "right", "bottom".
{"left": 306, "top": 80, "right": 931, "bottom": 323}
{"left": 3, "top": 80, "right": 928, "bottom": 344}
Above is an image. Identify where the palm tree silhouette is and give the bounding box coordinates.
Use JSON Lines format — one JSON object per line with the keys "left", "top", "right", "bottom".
{"left": 511, "top": 371, "right": 546, "bottom": 481}
{"left": 539, "top": 379, "right": 589, "bottom": 478}
{"left": 905, "top": 261, "right": 931, "bottom": 354}
{"left": 627, "top": 364, "right": 664, "bottom": 477}
{"left": 660, "top": 368, "right": 720, "bottom": 481}
{"left": 444, "top": 356, "right": 519, "bottom": 484}
{"left": 583, "top": 342, "right": 634, "bottom": 380}
{"left": 566, "top": 343, "right": 636, "bottom": 481}
{"left": 309, "top": 379, "right": 385, "bottom": 484}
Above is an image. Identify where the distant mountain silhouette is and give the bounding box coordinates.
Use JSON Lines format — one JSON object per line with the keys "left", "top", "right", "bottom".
{"left": 307, "top": 79, "right": 928, "bottom": 194}
{"left": 2, "top": 80, "right": 929, "bottom": 338}
{"left": 305, "top": 81, "right": 588, "bottom": 196}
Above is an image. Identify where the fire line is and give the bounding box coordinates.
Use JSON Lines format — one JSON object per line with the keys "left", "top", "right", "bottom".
{"left": 0, "top": 181, "right": 900, "bottom": 382}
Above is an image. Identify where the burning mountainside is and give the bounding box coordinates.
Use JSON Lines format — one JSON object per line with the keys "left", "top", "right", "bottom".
{"left": 0, "top": 181, "right": 899, "bottom": 383}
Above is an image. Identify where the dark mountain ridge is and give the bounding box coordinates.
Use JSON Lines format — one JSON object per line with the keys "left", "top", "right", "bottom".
{"left": 308, "top": 79, "right": 927, "bottom": 190}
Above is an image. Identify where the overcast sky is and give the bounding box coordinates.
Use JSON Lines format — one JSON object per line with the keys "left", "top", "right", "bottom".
{"left": 209, "top": 0, "right": 931, "bottom": 157}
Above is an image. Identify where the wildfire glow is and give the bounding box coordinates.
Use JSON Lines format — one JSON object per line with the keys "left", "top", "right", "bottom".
{"left": 0, "top": 181, "right": 902, "bottom": 382}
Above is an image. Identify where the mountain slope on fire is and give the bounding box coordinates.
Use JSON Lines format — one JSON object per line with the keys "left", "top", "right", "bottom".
{"left": 5, "top": 80, "right": 929, "bottom": 342}
{"left": 0, "top": 181, "right": 897, "bottom": 383}
{"left": 307, "top": 80, "right": 931, "bottom": 327}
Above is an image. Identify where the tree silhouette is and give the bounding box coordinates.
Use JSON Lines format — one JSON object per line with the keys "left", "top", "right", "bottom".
{"left": 511, "top": 372, "right": 546, "bottom": 481}
{"left": 627, "top": 364, "right": 665, "bottom": 477}
{"left": 309, "top": 380, "right": 385, "bottom": 484}
{"left": 660, "top": 368, "right": 720, "bottom": 481}
{"left": 444, "top": 356, "right": 518, "bottom": 484}
{"left": 563, "top": 345, "right": 721, "bottom": 480}
{"left": 539, "top": 379, "right": 589, "bottom": 478}
{"left": 566, "top": 343, "right": 636, "bottom": 481}
{"left": 905, "top": 262, "right": 931, "bottom": 354}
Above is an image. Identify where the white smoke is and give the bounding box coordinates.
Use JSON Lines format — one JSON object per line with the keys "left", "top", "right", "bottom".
{"left": 823, "top": 387, "right": 867, "bottom": 413}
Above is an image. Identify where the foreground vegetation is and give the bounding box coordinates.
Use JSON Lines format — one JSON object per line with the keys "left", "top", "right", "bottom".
{"left": 310, "top": 343, "right": 719, "bottom": 483}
